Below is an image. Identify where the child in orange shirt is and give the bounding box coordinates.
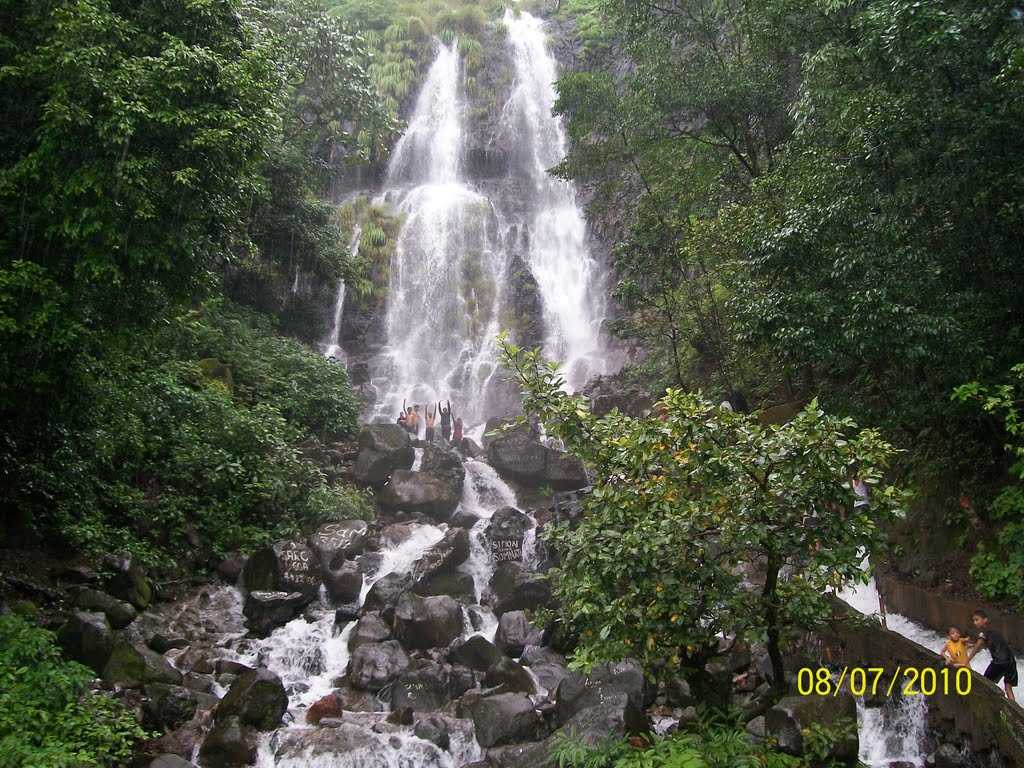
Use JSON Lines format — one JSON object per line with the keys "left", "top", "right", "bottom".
{"left": 942, "top": 626, "right": 970, "bottom": 667}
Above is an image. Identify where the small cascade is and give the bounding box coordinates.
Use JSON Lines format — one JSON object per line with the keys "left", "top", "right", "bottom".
{"left": 501, "top": 10, "right": 608, "bottom": 389}
{"left": 857, "top": 694, "right": 928, "bottom": 768}
{"left": 323, "top": 221, "right": 361, "bottom": 360}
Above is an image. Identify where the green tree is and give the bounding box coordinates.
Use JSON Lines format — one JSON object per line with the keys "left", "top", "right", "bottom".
{"left": 500, "top": 337, "right": 905, "bottom": 694}
{"left": 0, "top": 614, "right": 146, "bottom": 767}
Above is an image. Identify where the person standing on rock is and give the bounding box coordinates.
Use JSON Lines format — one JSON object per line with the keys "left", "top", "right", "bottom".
{"left": 439, "top": 400, "right": 452, "bottom": 442}
{"left": 452, "top": 415, "right": 463, "bottom": 445}
{"left": 968, "top": 609, "right": 1018, "bottom": 701}
{"left": 424, "top": 403, "right": 437, "bottom": 443}
{"left": 403, "top": 399, "right": 417, "bottom": 436}
{"left": 412, "top": 404, "right": 421, "bottom": 437}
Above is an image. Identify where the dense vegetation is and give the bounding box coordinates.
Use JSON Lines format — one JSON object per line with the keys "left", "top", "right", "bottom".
{"left": 0, "top": 0, "right": 383, "bottom": 566}
{"left": 502, "top": 337, "right": 905, "bottom": 689}
{"left": 0, "top": 615, "right": 146, "bottom": 767}
{"left": 550, "top": 0, "right": 1024, "bottom": 600}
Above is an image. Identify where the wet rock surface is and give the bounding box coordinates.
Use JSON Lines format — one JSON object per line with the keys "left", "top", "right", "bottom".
{"left": 353, "top": 424, "right": 415, "bottom": 487}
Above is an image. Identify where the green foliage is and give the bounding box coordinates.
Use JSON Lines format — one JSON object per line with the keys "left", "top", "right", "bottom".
{"left": 6, "top": 304, "right": 366, "bottom": 567}
{"left": 549, "top": 713, "right": 807, "bottom": 768}
{"left": 500, "top": 336, "right": 906, "bottom": 689}
{"left": 337, "top": 195, "right": 404, "bottom": 301}
{"left": 552, "top": 0, "right": 1024, "bottom": 594}
{"left": 0, "top": 615, "right": 146, "bottom": 767}
{"left": 954, "top": 364, "right": 1024, "bottom": 607}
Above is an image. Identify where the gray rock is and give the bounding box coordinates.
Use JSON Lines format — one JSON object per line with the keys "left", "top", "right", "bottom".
{"left": 487, "top": 433, "right": 587, "bottom": 491}
{"left": 217, "top": 555, "right": 246, "bottom": 583}
{"left": 495, "top": 611, "right": 541, "bottom": 657}
{"left": 309, "top": 520, "right": 370, "bottom": 565}
{"left": 554, "top": 659, "right": 647, "bottom": 730}
{"left": 347, "top": 640, "right": 411, "bottom": 691}
{"left": 933, "top": 744, "right": 966, "bottom": 768}
{"left": 323, "top": 559, "right": 363, "bottom": 604}
{"left": 450, "top": 635, "right": 504, "bottom": 672}
{"left": 149, "top": 755, "right": 196, "bottom": 768}
{"left": 149, "top": 634, "right": 190, "bottom": 654}
{"left": 199, "top": 715, "right": 257, "bottom": 768}
{"left": 414, "top": 571, "right": 477, "bottom": 602}
{"left": 484, "top": 658, "right": 536, "bottom": 695}
{"left": 103, "top": 640, "right": 183, "bottom": 688}
{"left": 392, "top": 592, "right": 464, "bottom": 650}
{"left": 243, "top": 591, "right": 305, "bottom": 637}
{"left": 75, "top": 588, "right": 137, "bottom": 629}
{"left": 105, "top": 556, "right": 153, "bottom": 609}
{"left": 470, "top": 692, "right": 541, "bottom": 748}
{"left": 353, "top": 425, "right": 414, "bottom": 487}
{"left": 411, "top": 527, "right": 470, "bottom": 586}
{"left": 414, "top": 713, "right": 451, "bottom": 750}
{"left": 766, "top": 694, "right": 857, "bottom": 759}
{"left": 489, "top": 562, "right": 553, "bottom": 616}
{"left": 144, "top": 684, "right": 200, "bottom": 729}
{"left": 485, "top": 507, "right": 532, "bottom": 565}
{"left": 57, "top": 611, "right": 114, "bottom": 674}
{"left": 348, "top": 614, "right": 391, "bottom": 651}
{"left": 391, "top": 662, "right": 452, "bottom": 712}
{"left": 215, "top": 668, "right": 288, "bottom": 731}
{"left": 240, "top": 541, "right": 320, "bottom": 601}
{"left": 363, "top": 572, "right": 412, "bottom": 616}
{"left": 520, "top": 646, "right": 571, "bottom": 692}
{"left": 380, "top": 469, "right": 463, "bottom": 522}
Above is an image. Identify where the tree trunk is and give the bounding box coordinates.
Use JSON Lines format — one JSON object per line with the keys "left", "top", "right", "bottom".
{"left": 763, "top": 551, "right": 786, "bottom": 698}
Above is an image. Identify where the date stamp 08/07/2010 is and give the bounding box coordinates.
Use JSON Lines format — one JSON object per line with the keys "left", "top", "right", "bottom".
{"left": 797, "top": 666, "right": 972, "bottom": 698}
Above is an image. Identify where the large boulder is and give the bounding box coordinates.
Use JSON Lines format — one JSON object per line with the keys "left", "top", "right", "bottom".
{"left": 242, "top": 591, "right": 305, "bottom": 637}
{"left": 143, "top": 684, "right": 204, "bottom": 730}
{"left": 469, "top": 692, "right": 540, "bottom": 748}
{"left": 309, "top": 520, "right": 370, "bottom": 565}
{"left": 75, "top": 588, "right": 137, "bottom": 629}
{"left": 495, "top": 611, "right": 541, "bottom": 658}
{"left": 103, "top": 640, "right": 182, "bottom": 688}
{"left": 362, "top": 572, "right": 412, "bottom": 616}
{"left": 215, "top": 668, "right": 288, "bottom": 731}
{"left": 199, "top": 715, "right": 257, "bottom": 768}
{"left": 347, "top": 640, "right": 411, "bottom": 691}
{"left": 554, "top": 660, "right": 648, "bottom": 731}
{"left": 353, "top": 424, "right": 414, "bottom": 487}
{"left": 149, "top": 756, "right": 196, "bottom": 768}
{"left": 489, "top": 562, "right": 553, "bottom": 616}
{"left": 104, "top": 556, "right": 153, "bottom": 610}
{"left": 521, "top": 646, "right": 571, "bottom": 693}
{"left": 347, "top": 614, "right": 391, "bottom": 651}
{"left": 380, "top": 471, "right": 462, "bottom": 522}
{"left": 391, "top": 661, "right": 453, "bottom": 712}
{"left": 413, "top": 571, "right": 476, "bottom": 602}
{"left": 392, "top": 593, "right": 464, "bottom": 650}
{"left": 57, "top": 611, "right": 114, "bottom": 674}
{"left": 485, "top": 507, "right": 532, "bottom": 564}
{"left": 410, "top": 527, "right": 470, "bottom": 586}
{"left": 449, "top": 635, "right": 504, "bottom": 673}
{"left": 322, "top": 560, "right": 363, "bottom": 604}
{"left": 484, "top": 658, "right": 536, "bottom": 695}
{"left": 766, "top": 694, "right": 858, "bottom": 761}
{"left": 240, "top": 541, "right": 321, "bottom": 601}
{"left": 487, "top": 433, "right": 587, "bottom": 491}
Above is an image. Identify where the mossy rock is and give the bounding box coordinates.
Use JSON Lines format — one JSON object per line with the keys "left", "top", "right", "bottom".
{"left": 10, "top": 600, "right": 38, "bottom": 620}
{"left": 197, "top": 357, "right": 234, "bottom": 393}
{"left": 102, "top": 640, "right": 182, "bottom": 688}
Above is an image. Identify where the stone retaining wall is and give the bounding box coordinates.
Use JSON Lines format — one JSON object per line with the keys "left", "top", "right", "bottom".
{"left": 825, "top": 602, "right": 1024, "bottom": 763}
{"left": 877, "top": 572, "right": 1024, "bottom": 654}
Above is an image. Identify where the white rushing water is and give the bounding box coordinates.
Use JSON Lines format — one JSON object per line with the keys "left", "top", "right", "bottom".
{"left": 370, "top": 41, "right": 507, "bottom": 424}
{"left": 501, "top": 10, "right": 607, "bottom": 390}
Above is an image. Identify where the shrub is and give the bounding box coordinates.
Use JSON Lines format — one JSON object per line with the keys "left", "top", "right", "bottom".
{"left": 0, "top": 615, "right": 146, "bottom": 767}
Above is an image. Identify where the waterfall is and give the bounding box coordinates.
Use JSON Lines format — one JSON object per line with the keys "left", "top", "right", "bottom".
{"left": 502, "top": 10, "right": 607, "bottom": 390}
{"left": 371, "top": 41, "right": 507, "bottom": 424}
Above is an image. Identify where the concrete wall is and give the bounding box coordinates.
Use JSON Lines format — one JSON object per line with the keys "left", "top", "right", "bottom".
{"left": 877, "top": 573, "right": 1024, "bottom": 654}
{"left": 825, "top": 601, "right": 1024, "bottom": 763}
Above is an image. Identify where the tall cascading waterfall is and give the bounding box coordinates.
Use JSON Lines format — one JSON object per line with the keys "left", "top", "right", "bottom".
{"left": 501, "top": 9, "right": 608, "bottom": 390}
{"left": 369, "top": 41, "right": 508, "bottom": 424}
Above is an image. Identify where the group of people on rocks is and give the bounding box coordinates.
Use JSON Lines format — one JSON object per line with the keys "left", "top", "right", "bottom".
{"left": 942, "top": 609, "right": 1018, "bottom": 701}
{"left": 397, "top": 399, "right": 464, "bottom": 444}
